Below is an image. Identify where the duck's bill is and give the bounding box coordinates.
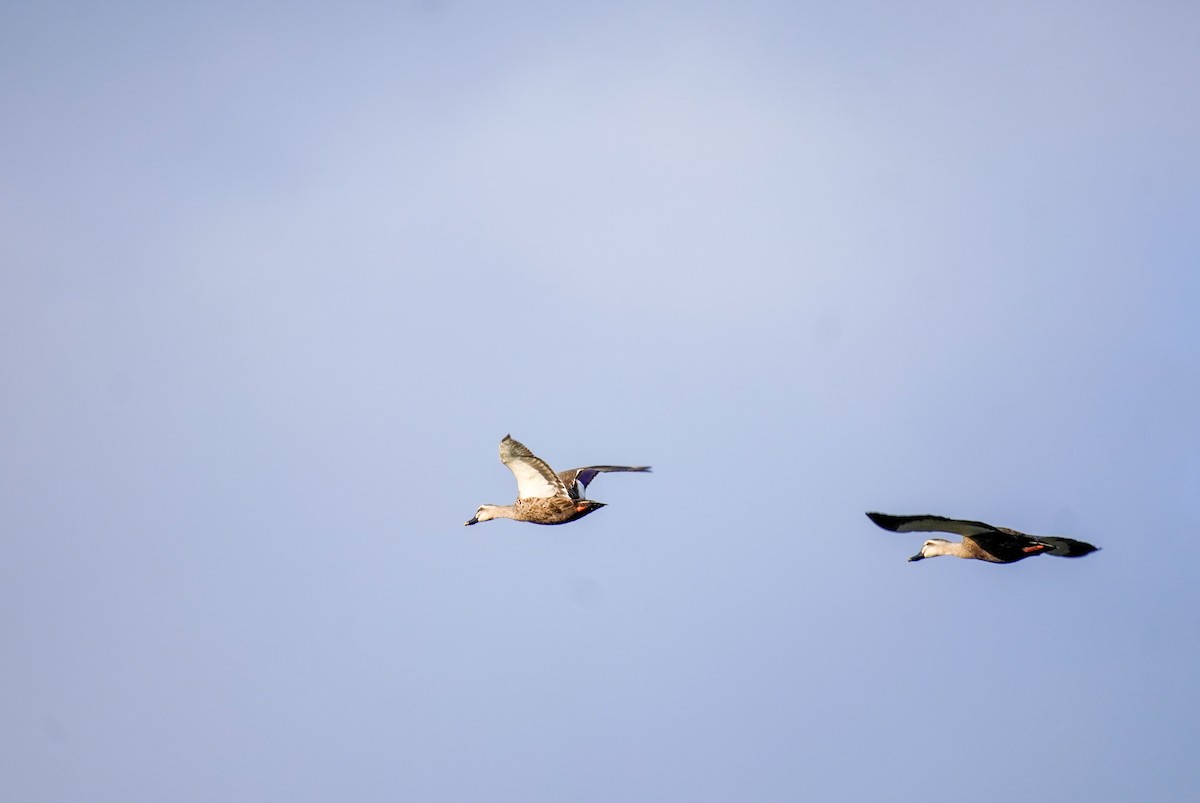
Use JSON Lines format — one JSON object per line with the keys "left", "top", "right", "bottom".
{"left": 464, "top": 517, "right": 478, "bottom": 526}
{"left": 907, "top": 552, "right": 925, "bottom": 562}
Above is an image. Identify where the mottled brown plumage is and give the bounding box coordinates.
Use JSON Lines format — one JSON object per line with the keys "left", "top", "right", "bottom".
{"left": 487, "top": 496, "right": 608, "bottom": 526}
{"left": 866, "top": 512, "right": 1100, "bottom": 564}
{"left": 465, "top": 435, "right": 650, "bottom": 526}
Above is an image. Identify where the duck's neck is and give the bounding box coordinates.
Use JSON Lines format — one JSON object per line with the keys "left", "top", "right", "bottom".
{"left": 482, "top": 504, "right": 518, "bottom": 521}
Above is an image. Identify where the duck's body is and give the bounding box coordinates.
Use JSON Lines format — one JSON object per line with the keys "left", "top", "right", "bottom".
{"left": 866, "top": 512, "right": 1099, "bottom": 564}
{"left": 470, "top": 496, "right": 607, "bottom": 526}
{"left": 466, "top": 435, "right": 649, "bottom": 526}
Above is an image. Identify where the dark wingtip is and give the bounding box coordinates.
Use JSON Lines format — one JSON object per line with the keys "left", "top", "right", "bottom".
{"left": 866, "top": 511, "right": 903, "bottom": 531}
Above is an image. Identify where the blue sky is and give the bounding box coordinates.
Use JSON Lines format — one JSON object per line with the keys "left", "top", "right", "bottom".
{"left": 3, "top": 1, "right": 1199, "bottom": 800}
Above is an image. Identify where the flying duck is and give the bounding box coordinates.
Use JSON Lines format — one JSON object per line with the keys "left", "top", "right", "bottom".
{"left": 465, "top": 435, "right": 650, "bottom": 526}
{"left": 867, "top": 512, "right": 1099, "bottom": 564}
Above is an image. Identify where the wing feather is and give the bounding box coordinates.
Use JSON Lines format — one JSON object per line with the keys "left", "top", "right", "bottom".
{"left": 866, "top": 512, "right": 1004, "bottom": 537}
{"left": 499, "top": 435, "right": 569, "bottom": 499}
{"left": 1033, "top": 536, "right": 1100, "bottom": 558}
{"left": 558, "top": 465, "right": 652, "bottom": 499}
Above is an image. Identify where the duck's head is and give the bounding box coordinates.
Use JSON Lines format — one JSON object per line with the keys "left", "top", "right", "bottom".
{"left": 909, "top": 538, "right": 952, "bottom": 561}
{"left": 464, "top": 504, "right": 499, "bottom": 526}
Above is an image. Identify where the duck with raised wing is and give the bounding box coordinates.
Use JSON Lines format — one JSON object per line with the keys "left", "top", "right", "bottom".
{"left": 465, "top": 435, "right": 650, "bottom": 526}
{"left": 866, "top": 512, "right": 1099, "bottom": 564}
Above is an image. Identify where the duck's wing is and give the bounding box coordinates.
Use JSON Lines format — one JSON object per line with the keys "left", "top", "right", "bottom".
{"left": 865, "top": 512, "right": 1005, "bottom": 537}
{"left": 967, "top": 530, "right": 1047, "bottom": 561}
{"left": 500, "top": 435, "right": 570, "bottom": 499}
{"left": 558, "top": 465, "right": 652, "bottom": 499}
{"left": 1029, "top": 535, "right": 1100, "bottom": 558}
{"left": 968, "top": 530, "right": 1099, "bottom": 561}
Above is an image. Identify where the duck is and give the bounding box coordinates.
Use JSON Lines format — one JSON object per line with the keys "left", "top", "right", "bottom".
{"left": 465, "top": 435, "right": 650, "bottom": 526}
{"left": 866, "top": 512, "right": 1099, "bottom": 564}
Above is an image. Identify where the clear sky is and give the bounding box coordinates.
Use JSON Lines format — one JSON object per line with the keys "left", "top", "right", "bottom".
{"left": 3, "top": 1, "right": 1199, "bottom": 801}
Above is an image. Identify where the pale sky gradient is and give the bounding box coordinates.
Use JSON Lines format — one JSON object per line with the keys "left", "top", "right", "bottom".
{"left": 3, "top": 2, "right": 1199, "bottom": 801}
